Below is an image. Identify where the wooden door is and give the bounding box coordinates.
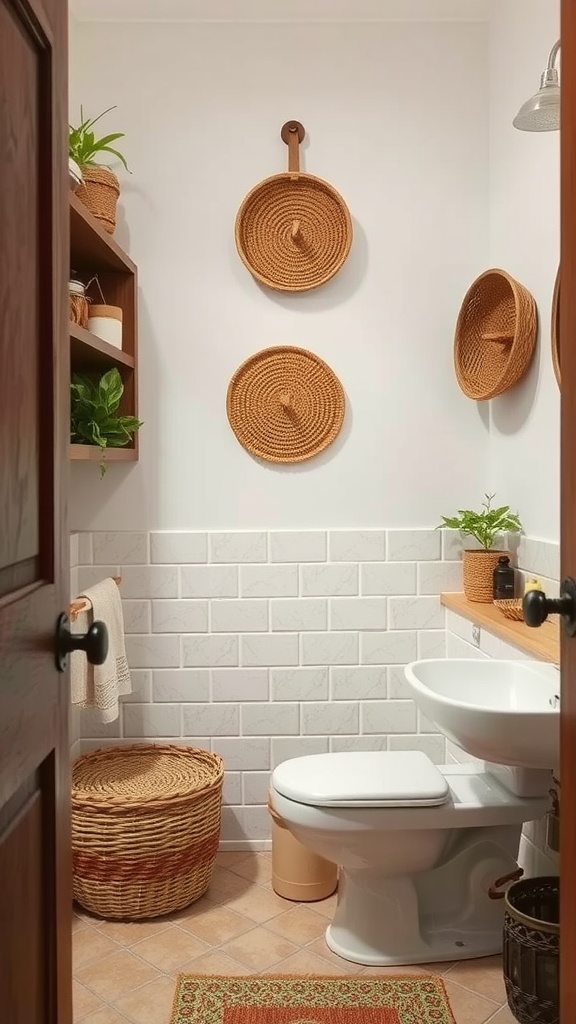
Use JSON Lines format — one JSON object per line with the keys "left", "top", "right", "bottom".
{"left": 561, "top": 2, "right": 576, "bottom": 1019}
{"left": 0, "top": 0, "right": 70, "bottom": 1022}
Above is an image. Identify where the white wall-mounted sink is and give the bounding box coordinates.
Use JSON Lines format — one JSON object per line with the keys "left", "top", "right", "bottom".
{"left": 404, "top": 659, "right": 559, "bottom": 770}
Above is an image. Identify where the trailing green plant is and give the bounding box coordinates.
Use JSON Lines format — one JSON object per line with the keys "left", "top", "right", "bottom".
{"left": 71, "top": 368, "right": 143, "bottom": 476}
{"left": 69, "top": 106, "right": 130, "bottom": 171}
{"left": 437, "top": 493, "right": 522, "bottom": 550}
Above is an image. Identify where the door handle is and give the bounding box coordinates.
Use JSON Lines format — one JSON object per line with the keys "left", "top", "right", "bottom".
{"left": 523, "top": 577, "right": 576, "bottom": 637}
{"left": 55, "top": 613, "right": 109, "bottom": 671}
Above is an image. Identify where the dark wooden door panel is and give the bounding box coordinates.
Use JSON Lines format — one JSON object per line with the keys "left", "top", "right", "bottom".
{"left": 561, "top": 1, "right": 576, "bottom": 1019}
{"left": 0, "top": 789, "right": 47, "bottom": 1024}
{"left": 0, "top": 1, "right": 40, "bottom": 592}
{"left": 0, "top": 0, "right": 70, "bottom": 1020}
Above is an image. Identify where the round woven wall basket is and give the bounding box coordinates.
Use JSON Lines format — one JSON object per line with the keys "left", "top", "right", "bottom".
{"left": 551, "top": 265, "right": 560, "bottom": 388}
{"left": 227, "top": 345, "right": 345, "bottom": 463}
{"left": 72, "top": 744, "right": 224, "bottom": 920}
{"left": 235, "top": 121, "right": 353, "bottom": 292}
{"left": 454, "top": 269, "right": 538, "bottom": 400}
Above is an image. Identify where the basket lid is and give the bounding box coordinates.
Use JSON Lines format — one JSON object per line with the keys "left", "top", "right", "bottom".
{"left": 72, "top": 744, "right": 224, "bottom": 807}
{"left": 235, "top": 121, "right": 353, "bottom": 292}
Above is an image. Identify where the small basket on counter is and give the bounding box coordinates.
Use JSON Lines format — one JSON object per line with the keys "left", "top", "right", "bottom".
{"left": 494, "top": 598, "right": 524, "bottom": 622}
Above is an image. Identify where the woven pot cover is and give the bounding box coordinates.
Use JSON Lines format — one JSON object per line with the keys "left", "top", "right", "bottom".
{"left": 227, "top": 345, "right": 345, "bottom": 463}
{"left": 235, "top": 121, "right": 353, "bottom": 293}
{"left": 454, "top": 268, "right": 537, "bottom": 400}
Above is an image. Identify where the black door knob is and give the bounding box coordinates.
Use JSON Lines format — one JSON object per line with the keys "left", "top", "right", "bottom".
{"left": 523, "top": 577, "right": 576, "bottom": 637}
{"left": 55, "top": 613, "right": 109, "bottom": 672}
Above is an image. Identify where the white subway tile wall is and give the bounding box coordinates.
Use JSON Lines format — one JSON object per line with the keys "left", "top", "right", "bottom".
{"left": 71, "top": 529, "right": 559, "bottom": 853}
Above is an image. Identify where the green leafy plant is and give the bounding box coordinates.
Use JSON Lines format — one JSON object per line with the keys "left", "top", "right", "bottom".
{"left": 437, "top": 493, "right": 522, "bottom": 550}
{"left": 69, "top": 106, "right": 130, "bottom": 171}
{"left": 71, "top": 368, "right": 143, "bottom": 476}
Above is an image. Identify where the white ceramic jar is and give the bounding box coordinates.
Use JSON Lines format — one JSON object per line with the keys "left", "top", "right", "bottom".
{"left": 87, "top": 304, "right": 123, "bottom": 350}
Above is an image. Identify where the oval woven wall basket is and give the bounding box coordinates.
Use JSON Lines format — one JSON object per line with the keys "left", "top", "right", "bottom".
{"left": 235, "top": 121, "right": 353, "bottom": 292}
{"left": 454, "top": 268, "right": 538, "bottom": 400}
{"left": 227, "top": 345, "right": 345, "bottom": 463}
{"left": 551, "top": 265, "right": 560, "bottom": 388}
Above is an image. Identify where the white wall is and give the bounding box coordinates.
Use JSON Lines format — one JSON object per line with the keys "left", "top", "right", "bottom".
{"left": 69, "top": 16, "right": 489, "bottom": 532}
{"left": 487, "top": 0, "right": 560, "bottom": 542}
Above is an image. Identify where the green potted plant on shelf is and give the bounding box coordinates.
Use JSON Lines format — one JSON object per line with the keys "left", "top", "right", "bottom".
{"left": 71, "top": 368, "right": 143, "bottom": 477}
{"left": 69, "top": 106, "right": 130, "bottom": 235}
{"left": 437, "top": 494, "right": 522, "bottom": 603}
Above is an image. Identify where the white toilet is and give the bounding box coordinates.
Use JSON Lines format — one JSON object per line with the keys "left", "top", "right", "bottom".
{"left": 270, "top": 749, "right": 549, "bottom": 966}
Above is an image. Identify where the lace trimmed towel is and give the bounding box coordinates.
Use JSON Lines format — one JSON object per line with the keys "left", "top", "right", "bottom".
{"left": 70, "top": 577, "right": 131, "bottom": 723}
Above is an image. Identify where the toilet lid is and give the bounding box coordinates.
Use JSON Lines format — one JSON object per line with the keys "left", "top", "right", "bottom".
{"left": 272, "top": 751, "right": 450, "bottom": 808}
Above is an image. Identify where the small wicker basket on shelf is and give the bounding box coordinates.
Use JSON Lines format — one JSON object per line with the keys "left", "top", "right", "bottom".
{"left": 72, "top": 744, "right": 224, "bottom": 920}
{"left": 494, "top": 598, "right": 524, "bottom": 622}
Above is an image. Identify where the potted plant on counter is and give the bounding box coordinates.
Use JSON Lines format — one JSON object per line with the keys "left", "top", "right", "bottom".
{"left": 437, "top": 494, "right": 522, "bottom": 603}
{"left": 69, "top": 106, "right": 130, "bottom": 234}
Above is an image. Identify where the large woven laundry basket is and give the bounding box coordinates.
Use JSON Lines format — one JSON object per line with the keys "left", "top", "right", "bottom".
{"left": 72, "top": 744, "right": 224, "bottom": 919}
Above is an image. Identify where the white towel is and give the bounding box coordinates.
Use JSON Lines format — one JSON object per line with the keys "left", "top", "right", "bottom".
{"left": 70, "top": 577, "right": 131, "bottom": 723}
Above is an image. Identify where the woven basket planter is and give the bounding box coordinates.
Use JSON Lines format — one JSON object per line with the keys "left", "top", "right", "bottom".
{"left": 72, "top": 744, "right": 224, "bottom": 920}
{"left": 76, "top": 165, "right": 120, "bottom": 234}
{"left": 463, "top": 549, "right": 508, "bottom": 603}
{"left": 454, "top": 269, "right": 537, "bottom": 400}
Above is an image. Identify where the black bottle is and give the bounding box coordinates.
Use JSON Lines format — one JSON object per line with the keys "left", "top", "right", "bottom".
{"left": 493, "top": 555, "right": 515, "bottom": 599}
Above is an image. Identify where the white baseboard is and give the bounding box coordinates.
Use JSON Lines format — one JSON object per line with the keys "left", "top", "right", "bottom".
{"left": 218, "top": 840, "right": 272, "bottom": 852}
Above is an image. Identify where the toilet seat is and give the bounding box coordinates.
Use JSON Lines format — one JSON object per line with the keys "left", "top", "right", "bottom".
{"left": 272, "top": 750, "right": 450, "bottom": 808}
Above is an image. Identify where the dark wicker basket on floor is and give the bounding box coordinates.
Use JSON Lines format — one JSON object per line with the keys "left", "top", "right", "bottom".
{"left": 72, "top": 744, "right": 224, "bottom": 920}
{"left": 503, "top": 876, "right": 559, "bottom": 1024}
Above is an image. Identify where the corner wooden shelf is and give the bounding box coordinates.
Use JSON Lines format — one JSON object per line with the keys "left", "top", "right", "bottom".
{"left": 70, "top": 324, "right": 135, "bottom": 371}
{"left": 69, "top": 192, "right": 139, "bottom": 463}
{"left": 69, "top": 445, "right": 137, "bottom": 462}
{"left": 441, "top": 593, "right": 560, "bottom": 664}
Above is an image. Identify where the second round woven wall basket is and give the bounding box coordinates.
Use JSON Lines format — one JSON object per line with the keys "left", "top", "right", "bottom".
{"left": 235, "top": 121, "right": 353, "bottom": 292}
{"left": 454, "top": 268, "right": 538, "bottom": 400}
{"left": 72, "top": 744, "right": 224, "bottom": 920}
{"left": 227, "top": 345, "right": 345, "bottom": 463}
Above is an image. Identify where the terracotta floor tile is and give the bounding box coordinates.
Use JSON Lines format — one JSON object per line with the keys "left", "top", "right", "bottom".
{"left": 76, "top": 949, "right": 160, "bottom": 1003}
{"left": 113, "top": 976, "right": 175, "bottom": 1024}
{"left": 485, "top": 1006, "right": 517, "bottom": 1023}
{"left": 446, "top": 956, "right": 506, "bottom": 1004}
{"left": 228, "top": 853, "right": 273, "bottom": 884}
{"left": 95, "top": 918, "right": 172, "bottom": 946}
{"left": 204, "top": 867, "right": 250, "bottom": 904}
{"left": 80, "top": 1008, "right": 130, "bottom": 1024}
{"left": 224, "top": 885, "right": 293, "bottom": 923}
{"left": 73, "top": 980, "right": 102, "bottom": 1020}
{"left": 305, "top": 937, "right": 363, "bottom": 974}
{"left": 180, "top": 950, "right": 256, "bottom": 975}
{"left": 73, "top": 928, "right": 121, "bottom": 971}
{"left": 266, "top": 905, "right": 328, "bottom": 945}
{"left": 179, "top": 904, "right": 254, "bottom": 945}
{"left": 443, "top": 979, "right": 502, "bottom": 1024}
{"left": 129, "top": 926, "right": 208, "bottom": 974}
{"left": 73, "top": 914, "right": 90, "bottom": 934}
{"left": 216, "top": 852, "right": 250, "bottom": 870}
{"left": 220, "top": 925, "right": 300, "bottom": 970}
{"left": 262, "top": 950, "right": 355, "bottom": 977}
{"left": 358, "top": 962, "right": 430, "bottom": 978}
{"left": 308, "top": 892, "right": 338, "bottom": 919}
